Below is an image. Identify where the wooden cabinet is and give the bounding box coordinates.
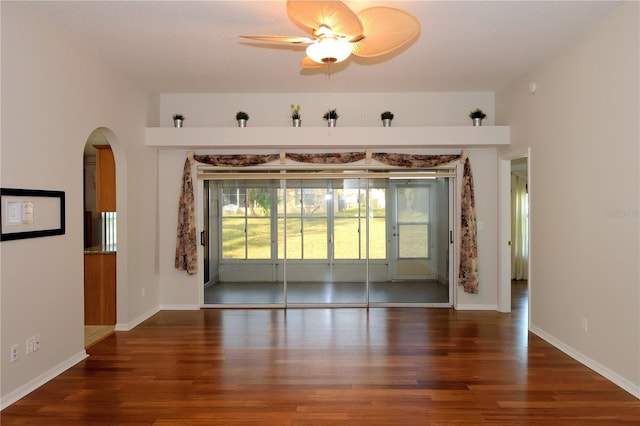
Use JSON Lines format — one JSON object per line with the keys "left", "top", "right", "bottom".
{"left": 84, "top": 252, "right": 116, "bottom": 325}
{"left": 94, "top": 145, "right": 116, "bottom": 212}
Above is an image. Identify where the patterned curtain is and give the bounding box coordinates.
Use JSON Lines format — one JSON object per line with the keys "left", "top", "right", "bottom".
{"left": 177, "top": 152, "right": 479, "bottom": 294}
{"left": 372, "top": 153, "right": 460, "bottom": 168}
{"left": 194, "top": 154, "right": 279, "bottom": 166}
{"left": 459, "top": 158, "right": 479, "bottom": 293}
{"left": 286, "top": 152, "right": 366, "bottom": 164}
{"left": 175, "top": 158, "right": 198, "bottom": 274}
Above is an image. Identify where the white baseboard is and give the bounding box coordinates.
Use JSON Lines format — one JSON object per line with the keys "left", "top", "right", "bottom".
{"left": 530, "top": 325, "right": 640, "bottom": 399}
{"left": 114, "top": 304, "right": 200, "bottom": 331}
{"left": 159, "top": 304, "right": 200, "bottom": 310}
{"left": 115, "top": 306, "right": 160, "bottom": 331}
{"left": 455, "top": 304, "right": 498, "bottom": 310}
{"left": 0, "top": 350, "right": 88, "bottom": 410}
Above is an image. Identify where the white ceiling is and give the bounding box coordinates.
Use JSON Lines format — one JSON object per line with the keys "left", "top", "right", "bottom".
{"left": 25, "top": 1, "right": 622, "bottom": 94}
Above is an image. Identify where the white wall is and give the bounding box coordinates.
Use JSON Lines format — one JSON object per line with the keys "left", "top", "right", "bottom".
{"left": 1, "top": 3, "right": 159, "bottom": 406}
{"left": 156, "top": 92, "right": 500, "bottom": 312}
{"left": 496, "top": 2, "right": 639, "bottom": 396}
{"left": 159, "top": 92, "right": 495, "bottom": 128}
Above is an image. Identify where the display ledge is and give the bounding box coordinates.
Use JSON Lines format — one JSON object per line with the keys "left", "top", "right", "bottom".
{"left": 146, "top": 126, "right": 510, "bottom": 149}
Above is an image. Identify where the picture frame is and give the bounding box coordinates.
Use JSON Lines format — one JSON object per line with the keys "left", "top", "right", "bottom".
{"left": 0, "top": 188, "right": 65, "bottom": 241}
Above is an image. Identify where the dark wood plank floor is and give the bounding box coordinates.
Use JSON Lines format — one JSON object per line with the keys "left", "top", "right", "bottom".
{"left": 2, "top": 282, "right": 639, "bottom": 425}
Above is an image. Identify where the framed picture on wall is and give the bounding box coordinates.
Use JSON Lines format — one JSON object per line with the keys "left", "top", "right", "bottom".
{"left": 0, "top": 188, "right": 65, "bottom": 241}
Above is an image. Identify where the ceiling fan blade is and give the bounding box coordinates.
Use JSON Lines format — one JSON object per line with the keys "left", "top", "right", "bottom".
{"left": 240, "top": 35, "right": 314, "bottom": 44}
{"left": 287, "top": 0, "right": 363, "bottom": 38}
{"left": 300, "top": 56, "right": 327, "bottom": 69}
{"left": 351, "top": 7, "right": 420, "bottom": 58}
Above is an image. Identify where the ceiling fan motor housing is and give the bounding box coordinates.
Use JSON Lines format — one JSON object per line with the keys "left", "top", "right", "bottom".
{"left": 241, "top": 0, "right": 421, "bottom": 68}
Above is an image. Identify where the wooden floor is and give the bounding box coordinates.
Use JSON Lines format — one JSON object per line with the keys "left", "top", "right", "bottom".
{"left": 2, "top": 282, "right": 639, "bottom": 425}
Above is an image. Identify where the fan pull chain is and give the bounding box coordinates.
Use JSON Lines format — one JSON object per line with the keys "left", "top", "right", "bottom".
{"left": 325, "top": 62, "right": 333, "bottom": 92}
{"left": 325, "top": 62, "right": 333, "bottom": 111}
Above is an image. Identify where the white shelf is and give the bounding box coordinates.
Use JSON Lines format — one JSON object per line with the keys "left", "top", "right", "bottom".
{"left": 146, "top": 126, "right": 510, "bottom": 149}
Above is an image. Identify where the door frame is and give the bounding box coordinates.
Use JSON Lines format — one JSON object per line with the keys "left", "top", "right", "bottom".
{"left": 497, "top": 148, "right": 531, "bottom": 314}
{"left": 389, "top": 180, "right": 439, "bottom": 281}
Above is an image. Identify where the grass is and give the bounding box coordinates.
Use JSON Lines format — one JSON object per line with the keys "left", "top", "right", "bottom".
{"left": 222, "top": 214, "right": 387, "bottom": 260}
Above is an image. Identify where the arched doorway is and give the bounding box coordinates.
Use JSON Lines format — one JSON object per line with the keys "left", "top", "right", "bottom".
{"left": 82, "top": 128, "right": 117, "bottom": 347}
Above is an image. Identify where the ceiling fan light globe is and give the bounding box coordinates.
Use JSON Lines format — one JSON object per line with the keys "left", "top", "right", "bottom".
{"left": 306, "top": 38, "right": 352, "bottom": 64}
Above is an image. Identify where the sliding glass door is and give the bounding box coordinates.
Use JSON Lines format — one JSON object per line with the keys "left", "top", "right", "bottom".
{"left": 202, "top": 172, "right": 453, "bottom": 307}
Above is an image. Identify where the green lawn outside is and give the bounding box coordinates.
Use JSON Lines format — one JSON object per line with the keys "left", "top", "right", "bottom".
{"left": 222, "top": 216, "right": 387, "bottom": 259}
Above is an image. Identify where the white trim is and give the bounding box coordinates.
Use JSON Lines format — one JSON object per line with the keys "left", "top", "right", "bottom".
{"left": 147, "top": 126, "right": 510, "bottom": 149}
{"left": 530, "top": 325, "right": 640, "bottom": 399}
{"left": 497, "top": 158, "right": 512, "bottom": 313}
{"left": 160, "top": 304, "right": 200, "bottom": 310}
{"left": 115, "top": 306, "right": 160, "bottom": 331}
{"left": 455, "top": 304, "right": 498, "bottom": 311}
{"left": 0, "top": 351, "right": 88, "bottom": 410}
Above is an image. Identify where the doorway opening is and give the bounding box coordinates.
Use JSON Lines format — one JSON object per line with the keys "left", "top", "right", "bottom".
{"left": 498, "top": 151, "right": 530, "bottom": 319}
{"left": 201, "top": 169, "right": 456, "bottom": 307}
{"left": 82, "top": 129, "right": 117, "bottom": 346}
{"left": 510, "top": 157, "right": 529, "bottom": 321}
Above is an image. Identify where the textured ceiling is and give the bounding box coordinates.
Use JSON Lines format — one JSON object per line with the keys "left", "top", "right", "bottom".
{"left": 24, "top": 1, "right": 622, "bottom": 93}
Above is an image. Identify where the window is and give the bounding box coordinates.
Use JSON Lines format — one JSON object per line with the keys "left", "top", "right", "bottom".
{"left": 334, "top": 184, "right": 386, "bottom": 259}
{"left": 278, "top": 186, "right": 328, "bottom": 260}
{"left": 221, "top": 185, "right": 273, "bottom": 260}
{"left": 101, "top": 212, "right": 116, "bottom": 248}
{"left": 221, "top": 179, "right": 387, "bottom": 261}
{"left": 397, "top": 185, "right": 430, "bottom": 259}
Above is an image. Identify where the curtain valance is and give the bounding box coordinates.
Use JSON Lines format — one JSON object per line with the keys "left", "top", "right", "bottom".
{"left": 176, "top": 151, "right": 479, "bottom": 294}
{"left": 193, "top": 152, "right": 460, "bottom": 168}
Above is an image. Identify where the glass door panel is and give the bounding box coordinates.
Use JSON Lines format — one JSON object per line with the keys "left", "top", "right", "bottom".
{"left": 371, "top": 178, "right": 450, "bottom": 305}
{"left": 204, "top": 180, "right": 284, "bottom": 306}
{"left": 334, "top": 186, "right": 363, "bottom": 259}
{"left": 283, "top": 180, "right": 367, "bottom": 305}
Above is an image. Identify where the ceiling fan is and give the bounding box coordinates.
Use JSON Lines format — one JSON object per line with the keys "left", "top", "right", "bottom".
{"left": 240, "top": 0, "right": 421, "bottom": 69}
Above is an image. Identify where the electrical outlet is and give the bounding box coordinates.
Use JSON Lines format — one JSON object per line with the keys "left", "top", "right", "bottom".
{"left": 26, "top": 337, "right": 35, "bottom": 355}
{"left": 34, "top": 334, "right": 40, "bottom": 351}
{"left": 581, "top": 317, "right": 588, "bottom": 333}
{"left": 11, "top": 344, "right": 19, "bottom": 362}
{"left": 142, "top": 287, "right": 146, "bottom": 297}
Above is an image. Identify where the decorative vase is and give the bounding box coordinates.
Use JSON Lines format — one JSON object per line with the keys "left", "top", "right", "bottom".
{"left": 292, "top": 118, "right": 301, "bottom": 127}
{"left": 173, "top": 119, "right": 183, "bottom": 128}
{"left": 382, "top": 119, "right": 392, "bottom": 127}
{"left": 328, "top": 118, "right": 337, "bottom": 127}
{"left": 237, "top": 119, "right": 247, "bottom": 128}
{"left": 472, "top": 118, "right": 483, "bottom": 127}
